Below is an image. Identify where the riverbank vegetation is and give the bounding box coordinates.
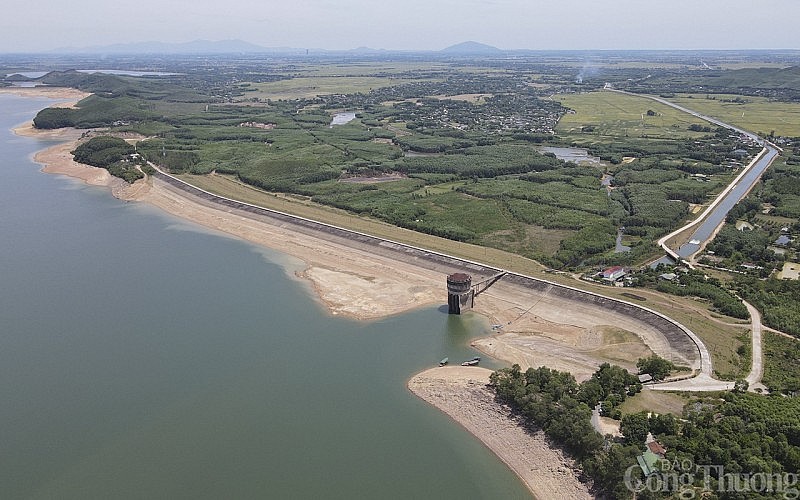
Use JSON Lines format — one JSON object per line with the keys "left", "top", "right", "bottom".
{"left": 489, "top": 363, "right": 640, "bottom": 459}
{"left": 679, "top": 138, "right": 800, "bottom": 392}
{"left": 642, "top": 267, "right": 749, "bottom": 319}
{"left": 7, "top": 50, "right": 800, "bottom": 498}
{"left": 492, "top": 363, "right": 800, "bottom": 498}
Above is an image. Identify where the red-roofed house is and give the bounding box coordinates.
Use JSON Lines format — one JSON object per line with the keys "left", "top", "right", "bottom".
{"left": 601, "top": 266, "right": 627, "bottom": 282}
{"left": 647, "top": 441, "right": 667, "bottom": 457}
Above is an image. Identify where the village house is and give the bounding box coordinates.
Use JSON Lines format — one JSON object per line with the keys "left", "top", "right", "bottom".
{"left": 600, "top": 266, "right": 627, "bottom": 282}
{"left": 637, "top": 433, "right": 667, "bottom": 476}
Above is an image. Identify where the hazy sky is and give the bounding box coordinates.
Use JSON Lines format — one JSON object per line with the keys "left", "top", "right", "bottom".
{"left": 1, "top": 0, "right": 797, "bottom": 52}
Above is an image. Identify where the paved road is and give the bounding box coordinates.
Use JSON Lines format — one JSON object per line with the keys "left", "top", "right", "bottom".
{"left": 652, "top": 300, "right": 764, "bottom": 392}
{"left": 744, "top": 300, "right": 765, "bottom": 390}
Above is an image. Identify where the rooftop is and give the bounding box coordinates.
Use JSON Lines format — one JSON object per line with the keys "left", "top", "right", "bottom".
{"left": 448, "top": 273, "right": 471, "bottom": 283}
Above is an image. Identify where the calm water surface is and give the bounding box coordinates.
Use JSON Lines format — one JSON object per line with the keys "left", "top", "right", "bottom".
{"left": 538, "top": 146, "right": 604, "bottom": 165}
{"left": 0, "top": 95, "right": 530, "bottom": 499}
{"left": 330, "top": 111, "right": 357, "bottom": 127}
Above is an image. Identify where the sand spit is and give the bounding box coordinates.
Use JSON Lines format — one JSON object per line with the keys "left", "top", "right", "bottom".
{"left": 408, "top": 367, "right": 593, "bottom": 500}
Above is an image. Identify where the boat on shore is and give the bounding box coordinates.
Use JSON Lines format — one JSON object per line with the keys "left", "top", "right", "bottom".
{"left": 461, "top": 357, "right": 480, "bottom": 366}
{"left": 439, "top": 357, "right": 449, "bottom": 366}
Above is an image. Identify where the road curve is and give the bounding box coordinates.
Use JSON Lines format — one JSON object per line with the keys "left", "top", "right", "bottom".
{"left": 605, "top": 88, "right": 778, "bottom": 392}
{"left": 652, "top": 300, "right": 763, "bottom": 392}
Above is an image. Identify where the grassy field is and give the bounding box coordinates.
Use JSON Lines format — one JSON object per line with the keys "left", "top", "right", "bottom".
{"left": 762, "top": 331, "right": 800, "bottom": 393}
{"left": 240, "top": 76, "right": 415, "bottom": 100}
{"left": 556, "top": 91, "right": 712, "bottom": 139}
{"left": 669, "top": 93, "right": 800, "bottom": 137}
{"left": 618, "top": 389, "right": 689, "bottom": 416}
{"left": 656, "top": 308, "right": 748, "bottom": 380}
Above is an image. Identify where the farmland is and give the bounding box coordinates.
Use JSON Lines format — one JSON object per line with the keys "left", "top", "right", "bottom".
{"left": 666, "top": 93, "right": 800, "bottom": 138}
{"left": 14, "top": 52, "right": 797, "bottom": 272}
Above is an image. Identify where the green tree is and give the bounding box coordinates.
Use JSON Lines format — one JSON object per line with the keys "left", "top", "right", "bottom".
{"left": 620, "top": 412, "right": 650, "bottom": 445}
{"left": 636, "top": 355, "right": 676, "bottom": 381}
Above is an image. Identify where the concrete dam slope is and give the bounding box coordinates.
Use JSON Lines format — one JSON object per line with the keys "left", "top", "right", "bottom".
{"left": 153, "top": 169, "right": 704, "bottom": 372}
{"left": 499, "top": 274, "right": 701, "bottom": 369}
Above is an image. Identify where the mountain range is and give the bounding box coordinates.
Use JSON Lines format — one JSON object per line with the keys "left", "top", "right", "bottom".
{"left": 51, "top": 39, "right": 503, "bottom": 55}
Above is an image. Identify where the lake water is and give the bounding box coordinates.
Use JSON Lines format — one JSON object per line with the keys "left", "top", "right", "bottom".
{"left": 3, "top": 70, "right": 179, "bottom": 79}
{"left": 0, "top": 95, "right": 530, "bottom": 499}
{"left": 330, "top": 111, "right": 357, "bottom": 127}
{"left": 539, "top": 146, "right": 604, "bottom": 165}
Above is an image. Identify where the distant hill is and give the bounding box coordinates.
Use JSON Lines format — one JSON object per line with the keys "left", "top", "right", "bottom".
{"left": 53, "top": 39, "right": 280, "bottom": 55}
{"left": 440, "top": 41, "right": 503, "bottom": 55}
{"left": 50, "top": 39, "right": 510, "bottom": 56}
{"left": 347, "top": 46, "right": 388, "bottom": 54}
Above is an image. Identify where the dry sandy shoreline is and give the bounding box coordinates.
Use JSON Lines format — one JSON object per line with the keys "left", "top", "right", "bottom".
{"left": 11, "top": 87, "right": 611, "bottom": 498}
{"left": 0, "top": 86, "right": 91, "bottom": 103}
{"left": 409, "top": 367, "right": 593, "bottom": 499}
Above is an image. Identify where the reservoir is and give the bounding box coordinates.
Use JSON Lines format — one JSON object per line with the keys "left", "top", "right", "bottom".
{"left": 330, "top": 111, "right": 357, "bottom": 127}
{"left": 0, "top": 95, "right": 530, "bottom": 499}
{"left": 538, "top": 146, "right": 604, "bottom": 165}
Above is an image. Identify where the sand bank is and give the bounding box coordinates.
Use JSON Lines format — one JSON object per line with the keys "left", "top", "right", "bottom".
{"left": 408, "top": 366, "right": 592, "bottom": 499}
{"left": 138, "top": 176, "right": 445, "bottom": 319}
{"left": 16, "top": 117, "right": 696, "bottom": 373}
{"left": 13, "top": 93, "right": 697, "bottom": 380}
{"left": 0, "top": 86, "right": 91, "bottom": 106}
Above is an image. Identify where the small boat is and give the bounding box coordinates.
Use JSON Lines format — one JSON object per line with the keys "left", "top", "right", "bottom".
{"left": 439, "top": 357, "right": 449, "bottom": 367}
{"left": 689, "top": 239, "right": 701, "bottom": 245}
{"left": 461, "top": 358, "right": 480, "bottom": 366}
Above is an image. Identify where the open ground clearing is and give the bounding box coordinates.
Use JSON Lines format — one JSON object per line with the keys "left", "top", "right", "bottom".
{"left": 669, "top": 94, "right": 800, "bottom": 137}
